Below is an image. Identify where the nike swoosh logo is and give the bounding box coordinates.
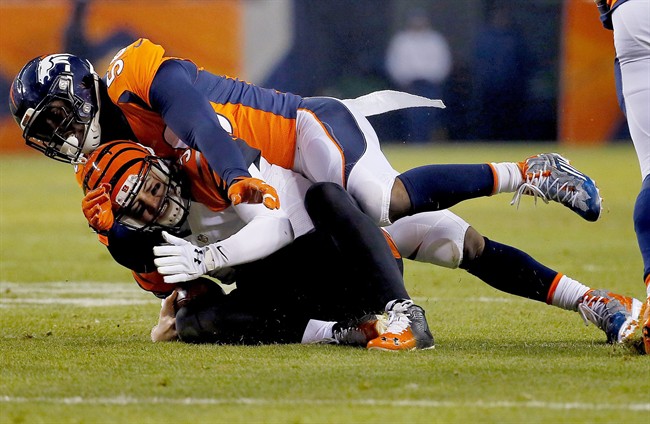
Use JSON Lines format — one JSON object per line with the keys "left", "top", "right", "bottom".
{"left": 216, "top": 246, "right": 228, "bottom": 261}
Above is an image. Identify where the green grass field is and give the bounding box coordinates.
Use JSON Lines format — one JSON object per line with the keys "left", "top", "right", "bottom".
{"left": 1, "top": 143, "right": 648, "bottom": 423}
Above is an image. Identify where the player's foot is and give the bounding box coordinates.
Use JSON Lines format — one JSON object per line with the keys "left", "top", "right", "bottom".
{"left": 622, "top": 296, "right": 650, "bottom": 355}
{"left": 367, "top": 299, "right": 434, "bottom": 351}
{"left": 332, "top": 314, "right": 387, "bottom": 347}
{"left": 634, "top": 296, "right": 650, "bottom": 354}
{"left": 513, "top": 153, "right": 602, "bottom": 222}
{"left": 577, "top": 289, "right": 642, "bottom": 343}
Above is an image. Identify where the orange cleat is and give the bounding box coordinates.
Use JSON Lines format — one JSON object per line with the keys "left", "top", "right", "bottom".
{"left": 367, "top": 327, "right": 418, "bottom": 351}
{"left": 366, "top": 299, "right": 434, "bottom": 351}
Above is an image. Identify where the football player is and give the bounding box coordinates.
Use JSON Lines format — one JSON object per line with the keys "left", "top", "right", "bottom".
{"left": 80, "top": 140, "right": 641, "bottom": 348}
{"left": 78, "top": 140, "right": 435, "bottom": 350}
{"left": 10, "top": 39, "right": 603, "bottom": 229}
{"left": 595, "top": 0, "right": 650, "bottom": 354}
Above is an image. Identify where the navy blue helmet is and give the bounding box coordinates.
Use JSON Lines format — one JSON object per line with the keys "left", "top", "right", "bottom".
{"left": 9, "top": 54, "right": 102, "bottom": 163}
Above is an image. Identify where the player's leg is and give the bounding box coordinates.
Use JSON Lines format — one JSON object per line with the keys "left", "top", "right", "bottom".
{"left": 462, "top": 234, "right": 642, "bottom": 344}
{"left": 612, "top": 0, "right": 650, "bottom": 353}
{"left": 173, "top": 282, "right": 379, "bottom": 346}
{"left": 166, "top": 280, "right": 385, "bottom": 346}
{"left": 295, "top": 97, "right": 601, "bottom": 226}
{"left": 634, "top": 177, "right": 650, "bottom": 353}
{"left": 385, "top": 211, "right": 642, "bottom": 343}
{"left": 398, "top": 151, "right": 602, "bottom": 222}
{"left": 304, "top": 182, "right": 434, "bottom": 350}
{"left": 295, "top": 97, "right": 498, "bottom": 226}
{"left": 305, "top": 182, "right": 407, "bottom": 305}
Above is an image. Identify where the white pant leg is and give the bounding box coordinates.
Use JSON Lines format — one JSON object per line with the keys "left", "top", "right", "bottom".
{"left": 613, "top": 0, "right": 650, "bottom": 179}
{"left": 345, "top": 102, "right": 400, "bottom": 226}
{"left": 294, "top": 100, "right": 399, "bottom": 225}
{"left": 384, "top": 210, "right": 470, "bottom": 269}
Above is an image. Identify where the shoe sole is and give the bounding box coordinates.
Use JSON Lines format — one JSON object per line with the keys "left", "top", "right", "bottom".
{"left": 367, "top": 344, "right": 435, "bottom": 352}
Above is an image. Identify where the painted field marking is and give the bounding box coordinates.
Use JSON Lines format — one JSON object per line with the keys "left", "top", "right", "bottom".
{"left": 0, "top": 281, "right": 153, "bottom": 307}
{"left": 1, "top": 396, "right": 648, "bottom": 411}
{"left": 0, "top": 282, "right": 520, "bottom": 307}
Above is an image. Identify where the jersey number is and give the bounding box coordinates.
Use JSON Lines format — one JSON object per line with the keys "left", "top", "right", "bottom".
{"left": 106, "top": 59, "right": 124, "bottom": 88}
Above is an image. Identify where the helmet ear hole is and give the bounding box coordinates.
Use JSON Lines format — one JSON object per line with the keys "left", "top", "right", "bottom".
{"left": 19, "top": 108, "right": 35, "bottom": 130}
{"left": 81, "top": 73, "right": 95, "bottom": 88}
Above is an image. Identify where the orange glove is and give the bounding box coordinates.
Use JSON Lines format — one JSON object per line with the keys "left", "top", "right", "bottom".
{"left": 227, "top": 177, "right": 280, "bottom": 210}
{"left": 81, "top": 183, "right": 115, "bottom": 232}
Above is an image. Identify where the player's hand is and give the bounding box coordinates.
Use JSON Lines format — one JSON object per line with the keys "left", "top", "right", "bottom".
{"left": 81, "top": 183, "right": 114, "bottom": 232}
{"left": 150, "top": 290, "right": 179, "bottom": 342}
{"left": 153, "top": 231, "right": 216, "bottom": 284}
{"left": 227, "top": 177, "right": 280, "bottom": 210}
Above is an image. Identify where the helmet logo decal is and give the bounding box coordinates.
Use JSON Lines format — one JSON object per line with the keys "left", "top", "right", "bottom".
{"left": 115, "top": 174, "right": 139, "bottom": 206}
{"left": 37, "top": 55, "right": 72, "bottom": 84}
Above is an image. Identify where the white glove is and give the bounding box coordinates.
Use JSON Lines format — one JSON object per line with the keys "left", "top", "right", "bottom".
{"left": 153, "top": 231, "right": 217, "bottom": 283}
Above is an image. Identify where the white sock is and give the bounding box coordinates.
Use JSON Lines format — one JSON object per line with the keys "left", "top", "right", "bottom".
{"left": 551, "top": 275, "right": 590, "bottom": 311}
{"left": 301, "top": 319, "right": 336, "bottom": 344}
{"left": 490, "top": 162, "right": 523, "bottom": 194}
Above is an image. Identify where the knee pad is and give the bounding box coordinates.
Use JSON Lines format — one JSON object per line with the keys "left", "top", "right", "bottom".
{"left": 384, "top": 210, "right": 469, "bottom": 269}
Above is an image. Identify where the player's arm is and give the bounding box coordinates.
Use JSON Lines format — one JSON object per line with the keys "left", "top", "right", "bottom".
{"left": 149, "top": 60, "right": 249, "bottom": 186}
{"left": 149, "top": 60, "right": 278, "bottom": 208}
{"left": 153, "top": 208, "right": 294, "bottom": 283}
{"left": 106, "top": 223, "right": 165, "bottom": 274}
{"left": 153, "top": 164, "right": 294, "bottom": 283}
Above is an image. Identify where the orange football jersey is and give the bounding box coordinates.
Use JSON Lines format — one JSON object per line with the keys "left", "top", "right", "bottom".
{"left": 104, "top": 38, "right": 301, "bottom": 169}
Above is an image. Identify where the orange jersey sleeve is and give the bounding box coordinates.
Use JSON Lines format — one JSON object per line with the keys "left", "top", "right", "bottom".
{"left": 104, "top": 38, "right": 302, "bottom": 172}
{"left": 175, "top": 148, "right": 230, "bottom": 212}
{"left": 104, "top": 38, "right": 182, "bottom": 157}
{"left": 132, "top": 270, "right": 173, "bottom": 298}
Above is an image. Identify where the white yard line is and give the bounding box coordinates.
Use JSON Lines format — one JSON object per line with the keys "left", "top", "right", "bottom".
{"left": 0, "top": 281, "right": 153, "bottom": 307}
{"left": 0, "top": 281, "right": 138, "bottom": 293}
{"left": 1, "top": 396, "right": 648, "bottom": 411}
{"left": 0, "top": 298, "right": 150, "bottom": 307}
{"left": 0, "top": 282, "right": 519, "bottom": 307}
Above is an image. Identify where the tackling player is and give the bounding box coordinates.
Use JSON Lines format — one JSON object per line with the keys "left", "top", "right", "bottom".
{"left": 10, "top": 39, "right": 603, "bottom": 230}
{"left": 80, "top": 140, "right": 642, "bottom": 348}
{"left": 595, "top": 0, "right": 650, "bottom": 354}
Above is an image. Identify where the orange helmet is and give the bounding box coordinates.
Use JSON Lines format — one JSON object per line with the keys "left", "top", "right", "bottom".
{"left": 78, "top": 140, "right": 189, "bottom": 231}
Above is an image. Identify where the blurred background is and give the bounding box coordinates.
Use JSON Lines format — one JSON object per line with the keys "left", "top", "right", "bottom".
{"left": 0, "top": 0, "right": 628, "bottom": 154}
